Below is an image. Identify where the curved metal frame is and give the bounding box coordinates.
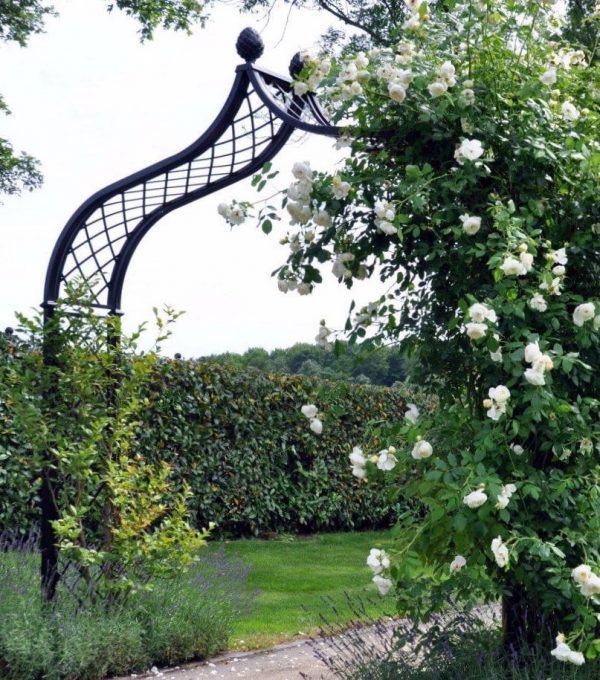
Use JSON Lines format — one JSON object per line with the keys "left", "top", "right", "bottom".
{"left": 39, "top": 30, "right": 339, "bottom": 601}
{"left": 43, "top": 48, "right": 338, "bottom": 315}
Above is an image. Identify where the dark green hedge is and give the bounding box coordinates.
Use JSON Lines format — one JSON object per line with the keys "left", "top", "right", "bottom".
{"left": 0, "top": 343, "right": 405, "bottom": 536}
{"left": 136, "top": 360, "right": 406, "bottom": 536}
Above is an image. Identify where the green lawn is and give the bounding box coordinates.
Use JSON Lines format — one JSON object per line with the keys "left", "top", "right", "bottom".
{"left": 216, "top": 529, "right": 396, "bottom": 650}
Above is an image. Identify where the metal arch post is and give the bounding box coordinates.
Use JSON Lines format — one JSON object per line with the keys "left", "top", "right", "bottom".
{"left": 39, "top": 28, "right": 340, "bottom": 600}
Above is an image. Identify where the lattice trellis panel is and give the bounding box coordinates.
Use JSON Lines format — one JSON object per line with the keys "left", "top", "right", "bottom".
{"left": 44, "top": 65, "right": 338, "bottom": 313}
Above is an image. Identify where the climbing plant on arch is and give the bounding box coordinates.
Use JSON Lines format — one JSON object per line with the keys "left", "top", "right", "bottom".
{"left": 38, "top": 28, "right": 340, "bottom": 600}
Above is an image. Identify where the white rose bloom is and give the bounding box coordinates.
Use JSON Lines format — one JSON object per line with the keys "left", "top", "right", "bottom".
{"left": 524, "top": 341, "right": 542, "bottom": 364}
{"left": 550, "top": 247, "right": 568, "bottom": 265}
{"left": 519, "top": 252, "right": 534, "bottom": 272}
{"left": 529, "top": 293, "right": 548, "bottom": 312}
{"left": 377, "top": 448, "right": 398, "bottom": 471}
{"left": 491, "top": 536, "right": 509, "bottom": 567}
{"left": 378, "top": 221, "right": 398, "bottom": 236}
{"left": 352, "top": 465, "right": 367, "bottom": 480}
{"left": 309, "top": 418, "right": 323, "bottom": 435}
{"left": 510, "top": 443, "right": 524, "bottom": 455}
{"left": 460, "top": 214, "right": 482, "bottom": 235}
{"left": 389, "top": 83, "right": 407, "bottom": 102}
{"left": 489, "top": 385, "right": 510, "bottom": 403}
{"left": 450, "top": 555, "right": 466, "bottom": 573}
{"left": 464, "top": 487, "right": 487, "bottom": 509}
{"left": 490, "top": 348, "right": 503, "bottom": 363}
{"left": 313, "top": 209, "right": 332, "bottom": 227}
{"left": 466, "top": 322, "right": 488, "bottom": 340}
{"left": 349, "top": 446, "right": 366, "bottom": 468}
{"left": 404, "top": 403, "right": 420, "bottom": 423}
{"left": 487, "top": 402, "right": 506, "bottom": 421}
{"left": 571, "top": 564, "right": 592, "bottom": 585}
{"left": 551, "top": 641, "right": 575, "bottom": 663}
{"left": 567, "top": 651, "right": 586, "bottom": 666}
{"left": 539, "top": 68, "right": 557, "bottom": 85}
{"left": 439, "top": 61, "right": 456, "bottom": 82}
{"left": 501, "top": 257, "right": 527, "bottom": 276}
{"left": 428, "top": 81, "right": 448, "bottom": 97}
{"left": 455, "top": 138, "right": 485, "bottom": 164}
{"left": 331, "top": 175, "right": 351, "bottom": 199}
{"left": 468, "top": 302, "right": 496, "bottom": 323}
{"left": 525, "top": 368, "right": 546, "bottom": 386}
{"left": 367, "top": 548, "right": 390, "bottom": 574}
{"left": 301, "top": 404, "right": 318, "bottom": 419}
{"left": 292, "top": 161, "right": 313, "bottom": 181}
{"left": 217, "top": 202, "right": 232, "bottom": 219}
{"left": 297, "top": 283, "right": 311, "bottom": 295}
{"left": 334, "top": 134, "right": 352, "bottom": 150}
{"left": 293, "top": 81, "right": 309, "bottom": 96}
{"left": 579, "top": 574, "right": 600, "bottom": 597}
{"left": 278, "top": 279, "right": 290, "bottom": 293}
{"left": 561, "top": 101, "right": 580, "bottom": 123}
{"left": 573, "top": 302, "right": 595, "bottom": 327}
{"left": 412, "top": 440, "right": 433, "bottom": 460}
{"left": 539, "top": 276, "right": 562, "bottom": 296}
{"left": 495, "top": 483, "right": 517, "bottom": 510}
{"left": 461, "top": 88, "right": 475, "bottom": 104}
{"left": 228, "top": 206, "right": 247, "bottom": 225}
{"left": 372, "top": 575, "right": 393, "bottom": 596}
{"left": 552, "top": 265, "right": 566, "bottom": 277}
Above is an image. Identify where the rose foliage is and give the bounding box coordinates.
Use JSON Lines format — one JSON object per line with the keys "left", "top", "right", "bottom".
{"left": 223, "top": 0, "right": 600, "bottom": 662}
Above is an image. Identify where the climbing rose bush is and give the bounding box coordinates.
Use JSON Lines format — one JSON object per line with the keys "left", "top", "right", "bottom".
{"left": 220, "top": 0, "right": 600, "bottom": 662}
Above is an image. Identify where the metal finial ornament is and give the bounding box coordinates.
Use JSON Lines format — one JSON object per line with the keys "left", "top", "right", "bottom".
{"left": 289, "top": 52, "right": 305, "bottom": 78}
{"left": 236, "top": 27, "right": 264, "bottom": 63}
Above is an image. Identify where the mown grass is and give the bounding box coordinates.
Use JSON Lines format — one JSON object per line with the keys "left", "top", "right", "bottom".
{"left": 218, "top": 529, "right": 396, "bottom": 650}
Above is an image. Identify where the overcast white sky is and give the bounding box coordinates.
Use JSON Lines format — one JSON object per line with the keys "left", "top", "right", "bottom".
{"left": 0, "top": 0, "right": 384, "bottom": 357}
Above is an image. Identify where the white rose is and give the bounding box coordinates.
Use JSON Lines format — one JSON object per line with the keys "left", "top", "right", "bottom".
{"left": 292, "top": 161, "right": 313, "bottom": 181}
{"left": 552, "top": 265, "right": 566, "bottom": 277}
{"left": 217, "top": 202, "right": 231, "bottom": 219}
{"left": 487, "top": 403, "right": 506, "bottom": 421}
{"left": 313, "top": 209, "right": 332, "bottom": 227}
{"left": 459, "top": 214, "right": 481, "bottom": 235}
{"left": 331, "top": 175, "right": 351, "bottom": 199}
{"left": 293, "top": 81, "right": 309, "bottom": 96}
{"left": 551, "top": 641, "right": 574, "bottom": 663}
{"left": 491, "top": 536, "right": 509, "bottom": 567}
{"left": 455, "top": 138, "right": 484, "bottom": 164}
{"left": 561, "top": 101, "right": 580, "bottom": 123}
{"left": 571, "top": 564, "right": 592, "bottom": 585}
{"left": 524, "top": 341, "right": 542, "bottom": 364}
{"left": 438, "top": 61, "right": 456, "bottom": 82}
{"left": 579, "top": 574, "right": 600, "bottom": 597}
{"left": 519, "top": 252, "right": 534, "bottom": 272}
{"left": 352, "top": 465, "right": 367, "bottom": 480}
{"left": 573, "top": 302, "right": 595, "bottom": 327}
{"left": 301, "top": 404, "right": 318, "bottom": 419}
{"left": 510, "top": 443, "right": 524, "bottom": 455}
{"left": 529, "top": 293, "right": 548, "bottom": 312}
{"left": 539, "top": 68, "right": 557, "bottom": 85}
{"left": 550, "top": 247, "right": 568, "bottom": 265}
{"left": 524, "top": 368, "right": 546, "bottom": 386}
{"left": 464, "top": 487, "right": 487, "bottom": 509}
{"left": 367, "top": 548, "right": 390, "bottom": 574}
{"left": 309, "top": 418, "right": 323, "bottom": 435}
{"left": 378, "top": 221, "right": 397, "bottom": 236}
{"left": 278, "top": 279, "right": 290, "bottom": 293}
{"left": 389, "top": 83, "right": 407, "bottom": 102}
{"left": 461, "top": 88, "right": 475, "bottom": 104}
{"left": 468, "top": 302, "right": 496, "bottom": 323}
{"left": 297, "top": 283, "right": 311, "bottom": 295}
{"left": 496, "top": 483, "right": 516, "bottom": 509}
{"left": 372, "top": 575, "right": 393, "bottom": 596}
{"left": 412, "top": 440, "right": 433, "bottom": 460}
{"left": 489, "top": 385, "right": 510, "bottom": 403}
{"left": 428, "top": 81, "right": 448, "bottom": 97}
{"left": 377, "top": 449, "right": 397, "bottom": 471}
{"left": 404, "top": 403, "right": 419, "bottom": 423}
{"left": 465, "top": 322, "right": 488, "bottom": 340}
{"left": 501, "top": 257, "right": 527, "bottom": 276}
{"left": 450, "top": 555, "right": 467, "bottom": 573}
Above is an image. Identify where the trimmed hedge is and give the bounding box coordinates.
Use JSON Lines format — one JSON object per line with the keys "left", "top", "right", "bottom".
{"left": 137, "top": 360, "right": 406, "bottom": 536}
{"left": 0, "top": 342, "right": 406, "bottom": 535}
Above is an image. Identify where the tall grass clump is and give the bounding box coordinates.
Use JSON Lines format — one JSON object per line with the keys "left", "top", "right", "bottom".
{"left": 0, "top": 533, "right": 253, "bottom": 680}
{"left": 304, "top": 603, "right": 597, "bottom": 680}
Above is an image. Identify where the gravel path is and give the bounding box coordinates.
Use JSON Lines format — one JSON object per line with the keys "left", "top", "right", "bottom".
{"left": 119, "top": 638, "right": 335, "bottom": 680}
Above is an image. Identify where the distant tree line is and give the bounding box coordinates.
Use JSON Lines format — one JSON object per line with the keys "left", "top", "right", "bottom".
{"left": 197, "top": 342, "right": 407, "bottom": 386}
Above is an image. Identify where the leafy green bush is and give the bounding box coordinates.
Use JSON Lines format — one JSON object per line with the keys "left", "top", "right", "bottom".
{"left": 0, "top": 537, "right": 253, "bottom": 680}
{"left": 1, "top": 330, "right": 410, "bottom": 536}
{"left": 136, "top": 359, "right": 409, "bottom": 536}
